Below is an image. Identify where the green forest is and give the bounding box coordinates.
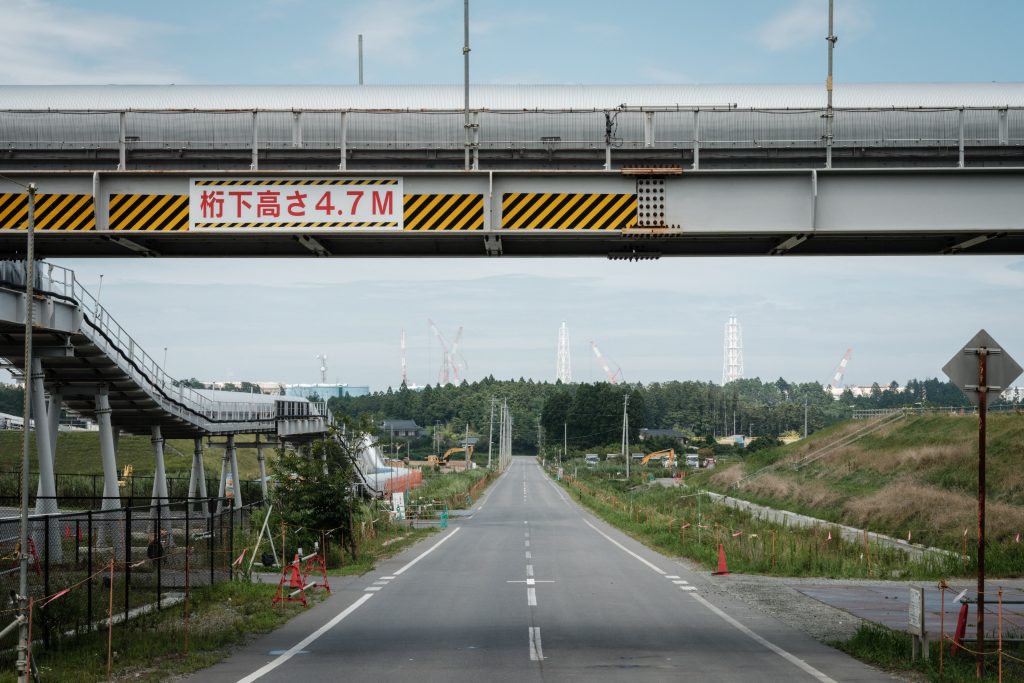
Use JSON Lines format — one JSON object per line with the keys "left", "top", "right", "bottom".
{"left": 328, "top": 375, "right": 991, "bottom": 456}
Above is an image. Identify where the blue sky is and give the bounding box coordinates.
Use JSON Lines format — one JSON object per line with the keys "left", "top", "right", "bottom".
{"left": 1, "top": 0, "right": 1023, "bottom": 390}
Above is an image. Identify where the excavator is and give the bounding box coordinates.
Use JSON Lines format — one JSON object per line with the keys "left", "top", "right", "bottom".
{"left": 427, "top": 445, "right": 474, "bottom": 467}
{"left": 639, "top": 449, "right": 676, "bottom": 468}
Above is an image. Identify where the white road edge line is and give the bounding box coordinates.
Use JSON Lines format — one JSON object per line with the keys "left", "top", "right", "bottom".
{"left": 393, "top": 527, "right": 461, "bottom": 576}
{"left": 237, "top": 593, "right": 374, "bottom": 683}
{"left": 689, "top": 593, "right": 837, "bottom": 683}
{"left": 585, "top": 517, "right": 836, "bottom": 682}
{"left": 529, "top": 626, "right": 544, "bottom": 660}
{"left": 583, "top": 519, "right": 665, "bottom": 574}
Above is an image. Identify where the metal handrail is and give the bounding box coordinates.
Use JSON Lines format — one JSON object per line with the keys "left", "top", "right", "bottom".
{"left": 5, "top": 262, "right": 279, "bottom": 426}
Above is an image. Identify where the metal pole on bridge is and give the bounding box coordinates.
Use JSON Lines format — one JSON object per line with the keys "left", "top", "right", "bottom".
{"left": 463, "top": 0, "right": 471, "bottom": 172}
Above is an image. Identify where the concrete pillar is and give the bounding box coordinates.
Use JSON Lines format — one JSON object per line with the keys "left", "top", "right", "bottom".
{"left": 256, "top": 434, "right": 269, "bottom": 501}
{"left": 31, "top": 360, "right": 61, "bottom": 560}
{"left": 216, "top": 442, "right": 229, "bottom": 514}
{"left": 150, "top": 424, "right": 170, "bottom": 543}
{"left": 228, "top": 434, "right": 243, "bottom": 510}
{"left": 35, "top": 387, "right": 61, "bottom": 499}
{"left": 188, "top": 436, "right": 209, "bottom": 515}
{"left": 95, "top": 388, "right": 123, "bottom": 558}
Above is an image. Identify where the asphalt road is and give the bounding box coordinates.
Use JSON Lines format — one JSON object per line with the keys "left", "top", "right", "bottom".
{"left": 201, "top": 457, "right": 896, "bottom": 682}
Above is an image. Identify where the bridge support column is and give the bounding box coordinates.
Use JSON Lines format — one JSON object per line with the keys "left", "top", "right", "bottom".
{"left": 216, "top": 442, "right": 229, "bottom": 514}
{"left": 228, "top": 434, "right": 243, "bottom": 510}
{"left": 187, "top": 437, "right": 208, "bottom": 516}
{"left": 35, "top": 387, "right": 61, "bottom": 499}
{"left": 95, "top": 388, "right": 123, "bottom": 558}
{"left": 256, "top": 434, "right": 269, "bottom": 502}
{"left": 31, "top": 359, "right": 62, "bottom": 561}
{"left": 150, "top": 425, "right": 170, "bottom": 545}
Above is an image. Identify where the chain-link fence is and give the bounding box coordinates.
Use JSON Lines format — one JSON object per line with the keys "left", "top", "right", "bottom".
{"left": 0, "top": 496, "right": 252, "bottom": 654}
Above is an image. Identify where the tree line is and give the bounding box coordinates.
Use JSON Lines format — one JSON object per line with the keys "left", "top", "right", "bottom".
{"left": 328, "top": 375, "right": 1000, "bottom": 455}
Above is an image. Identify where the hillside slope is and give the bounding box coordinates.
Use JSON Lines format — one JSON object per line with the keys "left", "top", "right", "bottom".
{"left": 701, "top": 413, "right": 1024, "bottom": 550}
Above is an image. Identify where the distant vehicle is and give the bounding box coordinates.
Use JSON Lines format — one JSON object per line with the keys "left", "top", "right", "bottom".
{"left": 606, "top": 453, "right": 620, "bottom": 460}
{"left": 427, "top": 445, "right": 474, "bottom": 466}
{"left": 585, "top": 454, "right": 600, "bottom": 466}
{"left": 631, "top": 452, "right": 645, "bottom": 462}
{"left": 685, "top": 454, "right": 700, "bottom": 468}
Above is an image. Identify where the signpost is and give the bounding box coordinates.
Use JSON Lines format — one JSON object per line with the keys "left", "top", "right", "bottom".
{"left": 943, "top": 329, "right": 1022, "bottom": 678}
{"left": 909, "top": 586, "right": 927, "bottom": 660}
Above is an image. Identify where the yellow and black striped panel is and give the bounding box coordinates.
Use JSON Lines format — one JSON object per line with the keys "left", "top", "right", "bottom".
{"left": 109, "top": 194, "right": 188, "bottom": 231}
{"left": 193, "top": 179, "right": 398, "bottom": 187}
{"left": 501, "top": 193, "right": 636, "bottom": 230}
{"left": 0, "top": 193, "right": 95, "bottom": 231}
{"left": 404, "top": 194, "right": 484, "bottom": 231}
{"left": 192, "top": 221, "right": 398, "bottom": 229}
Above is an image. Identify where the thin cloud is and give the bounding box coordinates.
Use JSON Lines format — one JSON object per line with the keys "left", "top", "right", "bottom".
{"left": 0, "top": 0, "right": 182, "bottom": 84}
{"left": 756, "top": 0, "right": 872, "bottom": 52}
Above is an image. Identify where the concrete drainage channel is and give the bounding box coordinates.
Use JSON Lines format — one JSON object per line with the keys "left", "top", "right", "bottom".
{"left": 702, "top": 490, "right": 954, "bottom": 561}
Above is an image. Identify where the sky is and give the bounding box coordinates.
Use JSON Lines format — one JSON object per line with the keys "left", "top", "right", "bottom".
{"left": 1, "top": 0, "right": 1023, "bottom": 390}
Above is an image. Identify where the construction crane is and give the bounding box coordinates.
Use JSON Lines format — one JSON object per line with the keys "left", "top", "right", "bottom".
{"left": 428, "top": 319, "right": 467, "bottom": 386}
{"left": 449, "top": 326, "right": 467, "bottom": 383}
{"left": 400, "top": 328, "right": 408, "bottom": 387}
{"left": 590, "top": 341, "right": 622, "bottom": 384}
{"left": 829, "top": 348, "right": 853, "bottom": 391}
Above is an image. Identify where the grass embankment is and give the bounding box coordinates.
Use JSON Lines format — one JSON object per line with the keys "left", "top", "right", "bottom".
{"left": 554, "top": 464, "right": 959, "bottom": 579}
{"left": 690, "top": 413, "right": 1024, "bottom": 572}
{"left": 409, "top": 467, "right": 493, "bottom": 510}
{"left": 0, "top": 430, "right": 263, "bottom": 479}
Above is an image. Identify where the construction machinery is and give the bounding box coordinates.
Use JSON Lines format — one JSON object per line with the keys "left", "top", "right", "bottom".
{"left": 639, "top": 449, "right": 676, "bottom": 467}
{"left": 427, "top": 445, "right": 474, "bottom": 467}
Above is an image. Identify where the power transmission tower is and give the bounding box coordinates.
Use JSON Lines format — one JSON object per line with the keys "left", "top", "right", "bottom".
{"left": 722, "top": 314, "right": 743, "bottom": 385}
{"left": 556, "top": 321, "right": 572, "bottom": 383}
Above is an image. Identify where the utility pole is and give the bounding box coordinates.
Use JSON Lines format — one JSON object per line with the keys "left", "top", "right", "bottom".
{"left": 804, "top": 398, "right": 809, "bottom": 439}
{"left": 825, "top": 0, "right": 837, "bottom": 169}
{"left": 536, "top": 417, "right": 542, "bottom": 464}
{"left": 487, "top": 397, "right": 495, "bottom": 469}
{"left": 563, "top": 422, "right": 568, "bottom": 462}
{"left": 622, "top": 394, "right": 630, "bottom": 478}
{"left": 16, "top": 182, "right": 36, "bottom": 683}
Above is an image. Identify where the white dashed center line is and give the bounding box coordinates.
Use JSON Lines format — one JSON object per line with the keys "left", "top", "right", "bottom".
{"left": 529, "top": 627, "right": 544, "bottom": 660}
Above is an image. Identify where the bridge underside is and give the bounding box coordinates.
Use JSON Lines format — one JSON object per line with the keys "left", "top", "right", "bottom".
{"left": 0, "top": 167, "right": 1020, "bottom": 258}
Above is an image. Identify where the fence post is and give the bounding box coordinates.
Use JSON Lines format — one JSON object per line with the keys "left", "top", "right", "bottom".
{"left": 208, "top": 512, "right": 214, "bottom": 586}
{"left": 87, "top": 509, "right": 93, "bottom": 634}
{"left": 124, "top": 505, "right": 132, "bottom": 624}
{"left": 156, "top": 501, "right": 162, "bottom": 610}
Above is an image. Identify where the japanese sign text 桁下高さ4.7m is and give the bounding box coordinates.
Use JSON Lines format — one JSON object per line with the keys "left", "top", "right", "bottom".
{"left": 188, "top": 178, "right": 403, "bottom": 231}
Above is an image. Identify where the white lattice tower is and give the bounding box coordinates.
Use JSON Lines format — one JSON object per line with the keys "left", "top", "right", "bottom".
{"left": 722, "top": 315, "right": 743, "bottom": 384}
{"left": 556, "top": 321, "right": 572, "bottom": 383}
{"left": 400, "top": 328, "right": 408, "bottom": 386}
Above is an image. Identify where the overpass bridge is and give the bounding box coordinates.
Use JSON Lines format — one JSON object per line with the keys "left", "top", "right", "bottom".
{"left": 0, "top": 261, "right": 329, "bottom": 530}
{"left": 0, "top": 83, "right": 1021, "bottom": 258}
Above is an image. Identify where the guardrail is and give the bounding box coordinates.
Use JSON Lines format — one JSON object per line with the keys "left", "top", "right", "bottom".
{"left": 1, "top": 105, "right": 1021, "bottom": 170}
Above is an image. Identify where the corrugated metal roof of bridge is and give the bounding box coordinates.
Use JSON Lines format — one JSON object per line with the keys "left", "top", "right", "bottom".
{"left": 2, "top": 83, "right": 1023, "bottom": 111}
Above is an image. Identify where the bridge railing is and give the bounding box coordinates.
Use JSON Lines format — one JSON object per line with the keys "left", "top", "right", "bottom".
{"left": 0, "top": 106, "right": 1021, "bottom": 162}
{"left": 4, "top": 261, "right": 278, "bottom": 427}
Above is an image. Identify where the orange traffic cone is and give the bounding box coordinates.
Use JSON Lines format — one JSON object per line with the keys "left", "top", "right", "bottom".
{"left": 712, "top": 543, "right": 730, "bottom": 575}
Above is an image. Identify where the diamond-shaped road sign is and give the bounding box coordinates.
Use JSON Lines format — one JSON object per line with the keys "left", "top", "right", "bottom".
{"left": 942, "top": 329, "right": 1022, "bottom": 406}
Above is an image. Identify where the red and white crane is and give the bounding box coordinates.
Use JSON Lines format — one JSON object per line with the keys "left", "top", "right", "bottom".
{"left": 428, "top": 319, "right": 467, "bottom": 385}
{"left": 590, "top": 341, "right": 623, "bottom": 384}
{"left": 400, "top": 327, "right": 408, "bottom": 386}
{"left": 829, "top": 348, "right": 853, "bottom": 391}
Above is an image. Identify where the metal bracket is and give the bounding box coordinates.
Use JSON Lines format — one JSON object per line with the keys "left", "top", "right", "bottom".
{"left": 636, "top": 178, "right": 667, "bottom": 228}
{"left": 484, "top": 234, "right": 503, "bottom": 256}
{"left": 295, "top": 234, "right": 330, "bottom": 257}
{"left": 102, "top": 236, "right": 159, "bottom": 257}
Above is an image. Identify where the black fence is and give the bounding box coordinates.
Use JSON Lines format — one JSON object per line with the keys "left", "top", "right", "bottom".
{"left": 0, "top": 496, "right": 255, "bottom": 655}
